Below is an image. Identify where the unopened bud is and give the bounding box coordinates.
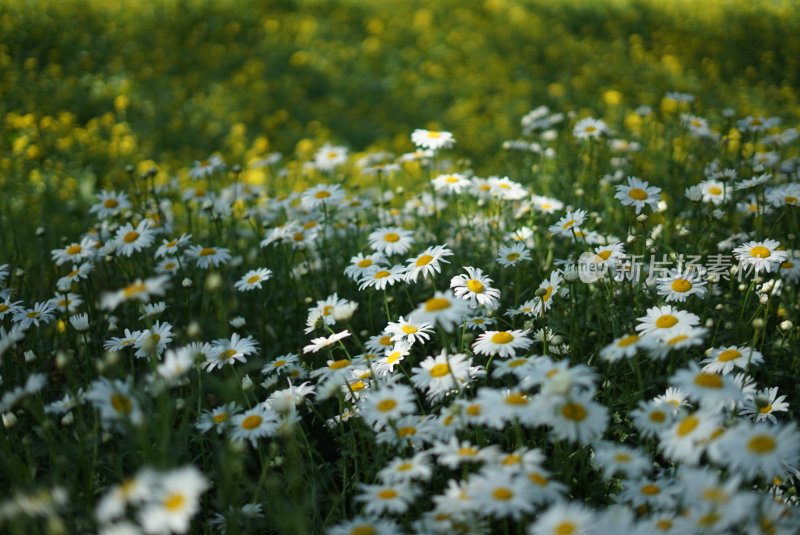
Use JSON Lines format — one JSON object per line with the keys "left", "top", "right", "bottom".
{"left": 779, "top": 320, "right": 793, "bottom": 331}
{"left": 3, "top": 412, "right": 17, "bottom": 428}
{"left": 752, "top": 318, "right": 765, "bottom": 329}
{"left": 241, "top": 374, "right": 254, "bottom": 391}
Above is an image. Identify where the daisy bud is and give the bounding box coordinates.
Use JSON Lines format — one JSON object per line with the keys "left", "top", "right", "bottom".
{"left": 187, "top": 321, "right": 201, "bottom": 338}
{"left": 626, "top": 234, "right": 636, "bottom": 244}
{"left": 551, "top": 335, "right": 564, "bottom": 345}
{"left": 104, "top": 351, "right": 120, "bottom": 366}
{"left": 176, "top": 398, "right": 186, "bottom": 410}
{"left": 752, "top": 318, "right": 765, "bottom": 329}
{"left": 205, "top": 272, "right": 222, "bottom": 291}
{"left": 102, "top": 432, "right": 112, "bottom": 443}
{"left": 24, "top": 350, "right": 36, "bottom": 362}
{"left": 738, "top": 283, "right": 747, "bottom": 291}
{"left": 61, "top": 412, "right": 74, "bottom": 426}
{"left": 56, "top": 351, "right": 70, "bottom": 369}
{"left": 779, "top": 320, "right": 793, "bottom": 331}
{"left": 241, "top": 374, "right": 254, "bottom": 391}
{"left": 705, "top": 319, "right": 714, "bottom": 328}
{"left": 2, "top": 412, "right": 17, "bottom": 428}
{"left": 759, "top": 294, "right": 769, "bottom": 305}
{"left": 14, "top": 268, "right": 24, "bottom": 278}
{"left": 535, "top": 287, "right": 548, "bottom": 297}
{"left": 724, "top": 322, "right": 734, "bottom": 329}
{"left": 636, "top": 214, "right": 648, "bottom": 223}
{"left": 182, "top": 278, "right": 192, "bottom": 287}
{"left": 36, "top": 226, "right": 45, "bottom": 237}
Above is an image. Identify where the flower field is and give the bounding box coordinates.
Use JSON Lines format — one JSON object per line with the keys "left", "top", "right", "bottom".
{"left": 1, "top": 0, "right": 800, "bottom": 533}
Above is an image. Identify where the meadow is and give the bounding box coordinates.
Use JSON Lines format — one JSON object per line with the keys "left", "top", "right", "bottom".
{"left": 1, "top": 0, "right": 800, "bottom": 533}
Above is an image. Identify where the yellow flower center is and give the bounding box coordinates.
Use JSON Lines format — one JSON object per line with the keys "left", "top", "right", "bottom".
{"left": 111, "top": 393, "right": 133, "bottom": 414}
{"left": 649, "top": 410, "right": 666, "bottom": 423}
{"left": 708, "top": 186, "right": 723, "bottom": 195}
{"left": 123, "top": 231, "right": 139, "bottom": 244}
{"left": 759, "top": 404, "right": 773, "bottom": 414}
{"left": 655, "top": 314, "right": 678, "bottom": 328}
{"left": 702, "top": 488, "right": 728, "bottom": 503}
{"left": 401, "top": 324, "right": 418, "bottom": 334}
{"left": 508, "top": 358, "right": 527, "bottom": 368}
{"left": 529, "top": 472, "right": 548, "bottom": 486}
{"left": 597, "top": 250, "right": 612, "bottom": 261}
{"left": 357, "top": 258, "right": 372, "bottom": 268}
{"left": 617, "top": 334, "right": 639, "bottom": 347}
{"left": 676, "top": 415, "right": 699, "bottom": 437}
{"left": 542, "top": 285, "right": 554, "bottom": 303}
{"left": 26, "top": 311, "right": 40, "bottom": 318}
{"left": 694, "top": 373, "right": 723, "bottom": 389}
{"left": 490, "top": 331, "right": 514, "bottom": 344}
{"left": 373, "top": 270, "right": 390, "bottom": 279}
{"left": 628, "top": 188, "right": 648, "bottom": 201}
{"left": 376, "top": 399, "right": 397, "bottom": 412}
{"left": 328, "top": 359, "right": 351, "bottom": 370}
{"left": 560, "top": 402, "right": 587, "bottom": 422}
{"left": 212, "top": 412, "right": 229, "bottom": 423}
{"left": 667, "top": 334, "right": 689, "bottom": 345}
{"left": 199, "top": 247, "right": 216, "bottom": 257}
{"left": 123, "top": 282, "right": 147, "bottom": 299}
{"left": 562, "top": 219, "right": 577, "bottom": 229}
{"left": 641, "top": 483, "right": 661, "bottom": 495}
{"left": 671, "top": 279, "right": 692, "bottom": 292}
{"left": 785, "top": 195, "right": 798, "bottom": 204}
{"left": 416, "top": 254, "right": 433, "bottom": 266}
{"left": 445, "top": 175, "right": 459, "bottom": 183}
{"left": 350, "top": 525, "right": 377, "bottom": 535}
{"left": 492, "top": 487, "right": 513, "bottom": 501}
{"left": 377, "top": 489, "right": 398, "bottom": 500}
{"left": 781, "top": 260, "right": 794, "bottom": 269}
{"left": 655, "top": 519, "right": 673, "bottom": 531}
{"left": 383, "top": 232, "right": 400, "bottom": 243}
{"left": 220, "top": 349, "right": 238, "bottom": 360}
{"left": 397, "top": 426, "right": 416, "bottom": 437}
{"left": 378, "top": 335, "right": 393, "bottom": 346}
{"left": 66, "top": 244, "right": 82, "bottom": 255}
{"left": 614, "top": 453, "right": 631, "bottom": 463}
{"left": 0, "top": 304, "right": 7, "bottom": 313}
{"left": 427, "top": 131, "right": 442, "bottom": 139}
{"left": 555, "top": 521, "right": 577, "bottom": 535}
{"left": 750, "top": 245, "right": 771, "bottom": 258}
{"left": 425, "top": 297, "right": 451, "bottom": 312}
{"left": 396, "top": 462, "right": 414, "bottom": 472}
{"left": 717, "top": 349, "right": 741, "bottom": 362}
{"left": 429, "top": 363, "right": 450, "bottom": 378}
{"left": 466, "top": 279, "right": 484, "bottom": 293}
{"left": 163, "top": 492, "right": 186, "bottom": 512}
{"left": 747, "top": 434, "right": 776, "bottom": 454}
{"left": 457, "top": 447, "right": 478, "bottom": 456}
{"left": 247, "top": 274, "right": 261, "bottom": 284}
{"left": 241, "top": 415, "right": 262, "bottom": 429}
{"left": 314, "top": 190, "right": 331, "bottom": 199}
{"left": 506, "top": 252, "right": 520, "bottom": 261}
{"left": 466, "top": 404, "right": 482, "bottom": 416}
{"left": 698, "top": 512, "right": 721, "bottom": 527}
{"left": 103, "top": 199, "right": 119, "bottom": 208}
{"left": 504, "top": 393, "right": 528, "bottom": 406}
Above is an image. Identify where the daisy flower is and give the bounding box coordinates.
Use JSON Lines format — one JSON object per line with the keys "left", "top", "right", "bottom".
{"left": 639, "top": 325, "right": 708, "bottom": 360}
{"left": 189, "top": 154, "right": 225, "bottom": 179}
{"left": 89, "top": 190, "right": 131, "bottom": 219}
{"left": 573, "top": 117, "right": 607, "bottom": 139}
{"left": 655, "top": 268, "right": 707, "bottom": 302}
{"left": 739, "top": 387, "right": 789, "bottom": 423}
{"left": 548, "top": 209, "right": 588, "bottom": 237}
{"left": 468, "top": 470, "right": 536, "bottom": 520}
{"left": 155, "top": 257, "right": 181, "bottom": 275}
{"left": 234, "top": 268, "right": 273, "bottom": 291}
{"left": 385, "top": 316, "right": 433, "bottom": 345}
{"left": 230, "top": 406, "right": 278, "bottom": 447}
{"left": 85, "top": 377, "right": 143, "bottom": 428}
{"left": 532, "top": 194, "right": 564, "bottom": 214}
{"left": 599, "top": 333, "right": 641, "bottom": 362}
{"left": 203, "top": 333, "right": 259, "bottom": 370}
{"left": 466, "top": 314, "right": 495, "bottom": 331}
{"left": 12, "top": 300, "right": 57, "bottom": 329}
{"left": 635, "top": 305, "right": 700, "bottom": 338}
{"left": 0, "top": 295, "right": 24, "bottom": 320}
{"left": 475, "top": 388, "right": 538, "bottom": 428}
{"left": 139, "top": 301, "right": 168, "bottom": 320}
{"left": 51, "top": 236, "right": 97, "bottom": 265}
{"left": 114, "top": 220, "right": 155, "bottom": 257}
{"left": 300, "top": 183, "right": 345, "bottom": 211}
{"left": 716, "top": 422, "right": 800, "bottom": 481}
{"left": 544, "top": 393, "right": 609, "bottom": 445}
{"left": 618, "top": 477, "right": 678, "bottom": 509}
{"left": 411, "top": 351, "right": 473, "bottom": 401}
{"left": 196, "top": 402, "right": 241, "bottom": 434}
{"left": 592, "top": 442, "right": 651, "bottom": 480}
{"left": 313, "top": 144, "right": 348, "bottom": 172}
{"left": 432, "top": 173, "right": 471, "bottom": 195}
{"left": 343, "top": 252, "right": 387, "bottom": 281}
{"left": 614, "top": 176, "right": 661, "bottom": 214}
{"left": 303, "top": 330, "right": 351, "bottom": 354}
{"left": 409, "top": 290, "right": 470, "bottom": 333}
{"left": 488, "top": 176, "right": 527, "bottom": 201}
{"left": 328, "top": 517, "right": 402, "bottom": 535}
{"left": 658, "top": 410, "right": 721, "bottom": 465}
{"left": 732, "top": 238, "right": 788, "bottom": 274}
{"left": 185, "top": 245, "right": 231, "bottom": 269}
{"left": 472, "top": 329, "right": 532, "bottom": 358}
{"left": 154, "top": 234, "right": 192, "bottom": 259}
{"left": 56, "top": 262, "right": 94, "bottom": 292}
{"left": 450, "top": 266, "right": 501, "bottom": 309}
{"left": 496, "top": 243, "right": 531, "bottom": 267}
{"left": 137, "top": 466, "right": 209, "bottom": 535}
{"left": 356, "top": 482, "right": 418, "bottom": 516}
{"left": 701, "top": 345, "right": 764, "bottom": 375}
{"left": 360, "top": 383, "right": 417, "bottom": 428}
{"left": 670, "top": 362, "right": 743, "bottom": 408}
{"left": 358, "top": 265, "right": 407, "bottom": 291}
{"left": 699, "top": 179, "right": 727, "bottom": 205}
{"left": 432, "top": 437, "right": 499, "bottom": 468}
{"left": 69, "top": 313, "right": 90, "bottom": 331}
{"left": 404, "top": 245, "right": 453, "bottom": 283}
{"left": 529, "top": 502, "right": 595, "bottom": 535}
{"left": 368, "top": 226, "right": 415, "bottom": 256}
{"left": 133, "top": 320, "right": 173, "bottom": 358}
{"left": 411, "top": 128, "right": 455, "bottom": 150}
{"left": 630, "top": 400, "right": 675, "bottom": 439}
{"left": 532, "top": 271, "right": 562, "bottom": 316}
{"left": 378, "top": 453, "right": 433, "bottom": 484}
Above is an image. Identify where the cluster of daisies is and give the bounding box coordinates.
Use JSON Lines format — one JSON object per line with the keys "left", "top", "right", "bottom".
{"left": 1, "top": 94, "right": 799, "bottom": 534}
